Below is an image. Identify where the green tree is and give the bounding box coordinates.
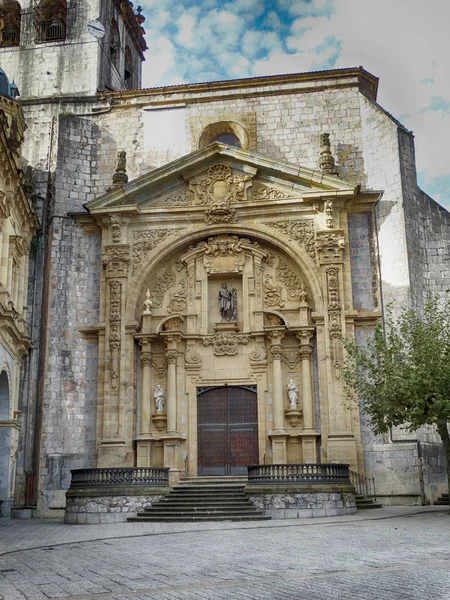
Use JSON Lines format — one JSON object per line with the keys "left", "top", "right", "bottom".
{"left": 342, "top": 296, "right": 450, "bottom": 504}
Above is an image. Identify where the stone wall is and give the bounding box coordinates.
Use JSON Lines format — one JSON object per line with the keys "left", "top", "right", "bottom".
{"left": 247, "top": 486, "right": 356, "bottom": 519}
{"left": 348, "top": 214, "right": 377, "bottom": 311}
{"left": 65, "top": 488, "right": 169, "bottom": 524}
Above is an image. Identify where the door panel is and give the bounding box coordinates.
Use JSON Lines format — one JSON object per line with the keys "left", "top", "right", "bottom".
{"left": 197, "top": 386, "right": 258, "bottom": 476}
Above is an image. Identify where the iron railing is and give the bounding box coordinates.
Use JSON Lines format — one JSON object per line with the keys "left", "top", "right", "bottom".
{"left": 247, "top": 463, "right": 351, "bottom": 484}
{"left": 69, "top": 467, "right": 170, "bottom": 488}
{"left": 349, "top": 470, "right": 376, "bottom": 498}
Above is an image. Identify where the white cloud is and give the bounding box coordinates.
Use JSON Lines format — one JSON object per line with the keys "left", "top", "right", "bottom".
{"left": 139, "top": 0, "right": 450, "bottom": 208}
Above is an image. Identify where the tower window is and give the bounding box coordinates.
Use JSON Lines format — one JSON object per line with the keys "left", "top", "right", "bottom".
{"left": 0, "top": 1, "right": 21, "bottom": 48}
{"left": 34, "top": 0, "right": 66, "bottom": 43}
{"left": 110, "top": 19, "right": 120, "bottom": 72}
{"left": 211, "top": 133, "right": 242, "bottom": 148}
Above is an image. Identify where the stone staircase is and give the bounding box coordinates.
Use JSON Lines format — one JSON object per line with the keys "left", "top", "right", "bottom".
{"left": 435, "top": 493, "right": 449, "bottom": 506}
{"left": 128, "top": 478, "right": 270, "bottom": 522}
{"left": 355, "top": 494, "right": 382, "bottom": 510}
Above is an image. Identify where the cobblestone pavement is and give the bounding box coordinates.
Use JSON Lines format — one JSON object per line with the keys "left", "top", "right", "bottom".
{"left": 0, "top": 508, "right": 449, "bottom": 600}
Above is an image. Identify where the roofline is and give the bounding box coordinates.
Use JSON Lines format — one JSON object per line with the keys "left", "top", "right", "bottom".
{"left": 97, "top": 66, "right": 379, "bottom": 102}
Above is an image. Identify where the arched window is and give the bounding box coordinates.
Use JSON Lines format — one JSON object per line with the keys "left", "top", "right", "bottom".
{"left": 0, "top": 1, "right": 21, "bottom": 48}
{"left": 110, "top": 19, "right": 120, "bottom": 71}
{"left": 124, "top": 44, "right": 133, "bottom": 86}
{"left": 198, "top": 121, "right": 249, "bottom": 150}
{"left": 211, "top": 132, "right": 242, "bottom": 148}
{"left": 34, "top": 0, "right": 66, "bottom": 43}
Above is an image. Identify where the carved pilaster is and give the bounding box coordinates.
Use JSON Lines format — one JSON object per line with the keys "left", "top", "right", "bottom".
{"left": 326, "top": 266, "right": 342, "bottom": 340}
{"left": 108, "top": 279, "right": 121, "bottom": 390}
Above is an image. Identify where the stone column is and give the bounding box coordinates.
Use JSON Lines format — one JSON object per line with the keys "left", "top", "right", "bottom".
{"left": 297, "top": 333, "right": 314, "bottom": 431}
{"left": 270, "top": 339, "right": 285, "bottom": 432}
{"left": 165, "top": 348, "right": 178, "bottom": 436}
{"left": 269, "top": 331, "right": 288, "bottom": 464}
{"left": 139, "top": 341, "right": 152, "bottom": 436}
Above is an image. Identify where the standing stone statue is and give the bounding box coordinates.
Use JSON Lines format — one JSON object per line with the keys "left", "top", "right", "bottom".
{"left": 218, "top": 283, "right": 237, "bottom": 321}
{"left": 154, "top": 384, "right": 165, "bottom": 413}
{"left": 287, "top": 379, "right": 299, "bottom": 407}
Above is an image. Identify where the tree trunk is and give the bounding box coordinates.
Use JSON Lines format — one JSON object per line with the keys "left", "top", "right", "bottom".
{"left": 436, "top": 421, "right": 450, "bottom": 514}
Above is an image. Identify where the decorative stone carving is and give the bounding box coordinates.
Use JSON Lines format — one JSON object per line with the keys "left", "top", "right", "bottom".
{"left": 315, "top": 231, "right": 345, "bottom": 264}
{"left": 185, "top": 345, "right": 202, "bottom": 368}
{"left": 252, "top": 183, "right": 294, "bottom": 201}
{"left": 110, "top": 214, "right": 122, "bottom": 243}
{"left": 326, "top": 266, "right": 342, "bottom": 339}
{"left": 282, "top": 350, "right": 300, "bottom": 372}
{"left": 102, "top": 245, "right": 131, "bottom": 278}
{"left": 151, "top": 191, "right": 189, "bottom": 208}
{"left": 318, "top": 133, "right": 338, "bottom": 175}
{"left": 266, "top": 220, "right": 316, "bottom": 261}
{"left": 298, "top": 344, "right": 313, "bottom": 360}
{"left": 154, "top": 384, "right": 165, "bottom": 413}
{"left": 218, "top": 283, "right": 237, "bottom": 321}
{"left": 190, "top": 163, "right": 252, "bottom": 205}
{"left": 269, "top": 344, "right": 284, "bottom": 361}
{"left": 112, "top": 150, "right": 128, "bottom": 186}
{"left": 324, "top": 199, "right": 334, "bottom": 229}
{"left": 167, "top": 280, "right": 187, "bottom": 314}
{"left": 275, "top": 260, "right": 305, "bottom": 302}
{"left": 250, "top": 342, "right": 267, "bottom": 363}
{"left": 143, "top": 289, "right": 153, "bottom": 315}
{"left": 151, "top": 357, "right": 167, "bottom": 378}
{"left": 165, "top": 349, "right": 179, "bottom": 364}
{"left": 188, "top": 234, "right": 263, "bottom": 275}
{"left": 205, "top": 206, "right": 237, "bottom": 225}
{"left": 202, "top": 333, "right": 249, "bottom": 356}
{"left": 108, "top": 279, "right": 121, "bottom": 389}
{"left": 189, "top": 163, "right": 252, "bottom": 225}
{"left": 140, "top": 350, "right": 152, "bottom": 365}
{"left": 287, "top": 379, "right": 299, "bottom": 407}
{"left": 148, "top": 266, "right": 176, "bottom": 308}
{"left": 266, "top": 313, "right": 284, "bottom": 327}
{"left": 163, "top": 316, "right": 183, "bottom": 331}
{"left": 132, "top": 229, "right": 183, "bottom": 274}
{"left": 263, "top": 273, "right": 284, "bottom": 308}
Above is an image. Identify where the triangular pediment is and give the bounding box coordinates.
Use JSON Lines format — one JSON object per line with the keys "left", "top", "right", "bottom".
{"left": 86, "top": 143, "right": 358, "bottom": 214}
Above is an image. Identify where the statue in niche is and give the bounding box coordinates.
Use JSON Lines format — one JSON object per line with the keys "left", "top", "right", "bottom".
{"left": 154, "top": 384, "right": 165, "bottom": 413}
{"left": 287, "top": 379, "right": 299, "bottom": 407}
{"left": 218, "top": 283, "right": 237, "bottom": 321}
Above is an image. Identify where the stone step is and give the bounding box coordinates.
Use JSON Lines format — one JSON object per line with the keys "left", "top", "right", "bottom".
{"left": 140, "top": 508, "right": 262, "bottom": 516}
{"left": 160, "top": 498, "right": 253, "bottom": 506}
{"left": 128, "top": 514, "right": 271, "bottom": 522}
{"left": 178, "top": 477, "right": 248, "bottom": 485}
{"left": 127, "top": 481, "right": 269, "bottom": 523}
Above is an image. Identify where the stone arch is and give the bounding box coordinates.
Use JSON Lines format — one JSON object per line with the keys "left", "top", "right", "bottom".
{"left": 126, "top": 225, "right": 323, "bottom": 323}
{"left": 0, "top": 1, "right": 21, "bottom": 48}
{"left": 198, "top": 121, "right": 250, "bottom": 151}
{"left": 34, "top": 0, "right": 66, "bottom": 42}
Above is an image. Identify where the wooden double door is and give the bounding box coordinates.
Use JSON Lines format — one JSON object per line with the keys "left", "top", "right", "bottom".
{"left": 197, "top": 386, "right": 259, "bottom": 476}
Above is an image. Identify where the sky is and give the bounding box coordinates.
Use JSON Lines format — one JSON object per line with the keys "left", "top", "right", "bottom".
{"left": 139, "top": 0, "right": 450, "bottom": 210}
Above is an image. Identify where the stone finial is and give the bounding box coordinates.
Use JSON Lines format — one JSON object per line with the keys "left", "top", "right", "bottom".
{"left": 112, "top": 150, "right": 128, "bottom": 186}
{"left": 318, "top": 133, "right": 338, "bottom": 175}
{"left": 143, "top": 288, "right": 153, "bottom": 315}
{"left": 299, "top": 282, "right": 308, "bottom": 304}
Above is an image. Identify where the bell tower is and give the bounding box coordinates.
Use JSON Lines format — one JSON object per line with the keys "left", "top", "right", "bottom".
{"left": 0, "top": 0, "right": 147, "bottom": 98}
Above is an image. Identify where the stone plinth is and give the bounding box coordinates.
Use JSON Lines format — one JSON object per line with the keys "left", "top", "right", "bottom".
{"left": 65, "top": 486, "right": 170, "bottom": 524}
{"left": 213, "top": 321, "right": 239, "bottom": 333}
{"left": 245, "top": 483, "right": 356, "bottom": 519}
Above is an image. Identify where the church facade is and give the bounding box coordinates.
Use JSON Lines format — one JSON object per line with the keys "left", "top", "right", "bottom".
{"left": 0, "top": 0, "right": 449, "bottom": 518}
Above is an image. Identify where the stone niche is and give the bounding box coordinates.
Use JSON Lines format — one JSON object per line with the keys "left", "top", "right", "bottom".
{"left": 209, "top": 276, "right": 242, "bottom": 331}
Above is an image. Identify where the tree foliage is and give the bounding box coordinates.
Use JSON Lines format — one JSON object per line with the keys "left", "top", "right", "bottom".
{"left": 342, "top": 296, "right": 450, "bottom": 498}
